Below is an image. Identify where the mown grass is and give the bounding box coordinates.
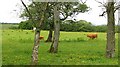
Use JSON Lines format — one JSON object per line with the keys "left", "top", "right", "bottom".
{"left": 1, "top": 30, "right": 118, "bottom": 65}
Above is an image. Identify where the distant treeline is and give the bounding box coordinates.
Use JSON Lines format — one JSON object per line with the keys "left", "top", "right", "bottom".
{"left": 1, "top": 23, "right": 19, "bottom": 30}
{"left": 1, "top": 23, "right": 19, "bottom": 25}
{"left": 9, "top": 20, "right": 119, "bottom": 32}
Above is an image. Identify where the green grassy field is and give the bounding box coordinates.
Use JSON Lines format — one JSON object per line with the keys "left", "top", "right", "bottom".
{"left": 1, "top": 29, "right": 118, "bottom": 65}
{"left": 0, "top": 24, "right": 18, "bottom": 30}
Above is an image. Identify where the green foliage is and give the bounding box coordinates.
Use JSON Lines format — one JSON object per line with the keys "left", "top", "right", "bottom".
{"left": 60, "top": 20, "right": 118, "bottom": 32}
{"left": 18, "top": 19, "right": 119, "bottom": 33}
{"left": 94, "top": 25, "right": 107, "bottom": 32}
{"left": 20, "top": 2, "right": 89, "bottom": 29}
{"left": 18, "top": 20, "right": 33, "bottom": 30}
{"left": 18, "top": 20, "right": 50, "bottom": 30}
{"left": 60, "top": 20, "right": 95, "bottom": 32}
{"left": 2, "top": 30, "right": 118, "bottom": 65}
{"left": 76, "top": 4, "right": 89, "bottom": 12}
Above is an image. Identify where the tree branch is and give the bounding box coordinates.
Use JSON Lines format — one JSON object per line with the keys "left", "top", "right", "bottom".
{"left": 114, "top": 5, "right": 120, "bottom": 12}
{"left": 60, "top": 6, "right": 70, "bottom": 21}
{"left": 20, "top": 0, "right": 35, "bottom": 26}
{"left": 95, "top": 0, "right": 107, "bottom": 8}
{"left": 95, "top": 0, "right": 108, "bottom": 17}
{"left": 60, "top": 11, "right": 68, "bottom": 21}
{"left": 99, "top": 11, "right": 106, "bottom": 16}
{"left": 80, "top": 0, "right": 87, "bottom": 4}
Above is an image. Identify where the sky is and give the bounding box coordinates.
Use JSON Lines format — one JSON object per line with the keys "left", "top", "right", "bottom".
{"left": 0, "top": 0, "right": 119, "bottom": 25}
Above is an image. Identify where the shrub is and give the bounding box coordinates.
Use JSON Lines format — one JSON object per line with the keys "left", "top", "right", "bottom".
{"left": 18, "top": 20, "right": 33, "bottom": 30}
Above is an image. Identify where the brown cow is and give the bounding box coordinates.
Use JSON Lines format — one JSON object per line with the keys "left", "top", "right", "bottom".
{"left": 39, "top": 36, "right": 44, "bottom": 40}
{"left": 86, "top": 33, "right": 98, "bottom": 39}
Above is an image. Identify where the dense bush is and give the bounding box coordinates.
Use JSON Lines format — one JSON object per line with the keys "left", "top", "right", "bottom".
{"left": 61, "top": 20, "right": 96, "bottom": 32}
{"left": 18, "top": 20, "right": 33, "bottom": 30}
{"left": 18, "top": 20, "right": 50, "bottom": 30}
{"left": 94, "top": 25, "right": 107, "bottom": 32}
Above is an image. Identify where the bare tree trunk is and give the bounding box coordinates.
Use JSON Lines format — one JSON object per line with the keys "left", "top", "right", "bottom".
{"left": 31, "top": 3, "right": 48, "bottom": 65}
{"left": 106, "top": 1, "right": 115, "bottom": 58}
{"left": 118, "top": 21, "right": 120, "bottom": 65}
{"left": 46, "top": 29, "right": 53, "bottom": 42}
{"left": 46, "top": 23, "right": 53, "bottom": 42}
{"left": 49, "top": 4, "right": 60, "bottom": 53}
{"left": 118, "top": 19, "right": 120, "bottom": 65}
{"left": 31, "top": 29, "right": 40, "bottom": 65}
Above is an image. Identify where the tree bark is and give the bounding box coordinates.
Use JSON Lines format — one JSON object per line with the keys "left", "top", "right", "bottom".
{"left": 49, "top": 4, "right": 60, "bottom": 53}
{"left": 118, "top": 14, "right": 120, "bottom": 64}
{"left": 31, "top": 29, "right": 40, "bottom": 65}
{"left": 106, "top": 1, "right": 115, "bottom": 58}
{"left": 31, "top": 3, "right": 48, "bottom": 65}
{"left": 46, "top": 23, "right": 53, "bottom": 42}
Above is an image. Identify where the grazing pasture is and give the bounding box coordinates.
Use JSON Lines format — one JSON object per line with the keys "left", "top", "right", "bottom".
{"left": 1, "top": 24, "right": 18, "bottom": 30}
{"left": 2, "top": 30, "right": 118, "bottom": 65}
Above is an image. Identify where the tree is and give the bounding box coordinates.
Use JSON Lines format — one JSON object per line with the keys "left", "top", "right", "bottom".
{"left": 18, "top": 20, "right": 33, "bottom": 30}
{"left": 106, "top": 1, "right": 115, "bottom": 58}
{"left": 20, "top": 3, "right": 90, "bottom": 55}
{"left": 49, "top": 2, "right": 89, "bottom": 53}
{"left": 20, "top": 2, "right": 89, "bottom": 42}
{"left": 96, "top": 0, "right": 120, "bottom": 58}
{"left": 45, "top": 21, "right": 54, "bottom": 42}
{"left": 46, "top": 2, "right": 89, "bottom": 42}
{"left": 31, "top": 3, "right": 48, "bottom": 65}
{"left": 49, "top": 3, "right": 60, "bottom": 53}
{"left": 20, "top": 1, "right": 89, "bottom": 54}
{"left": 20, "top": 0, "right": 48, "bottom": 64}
